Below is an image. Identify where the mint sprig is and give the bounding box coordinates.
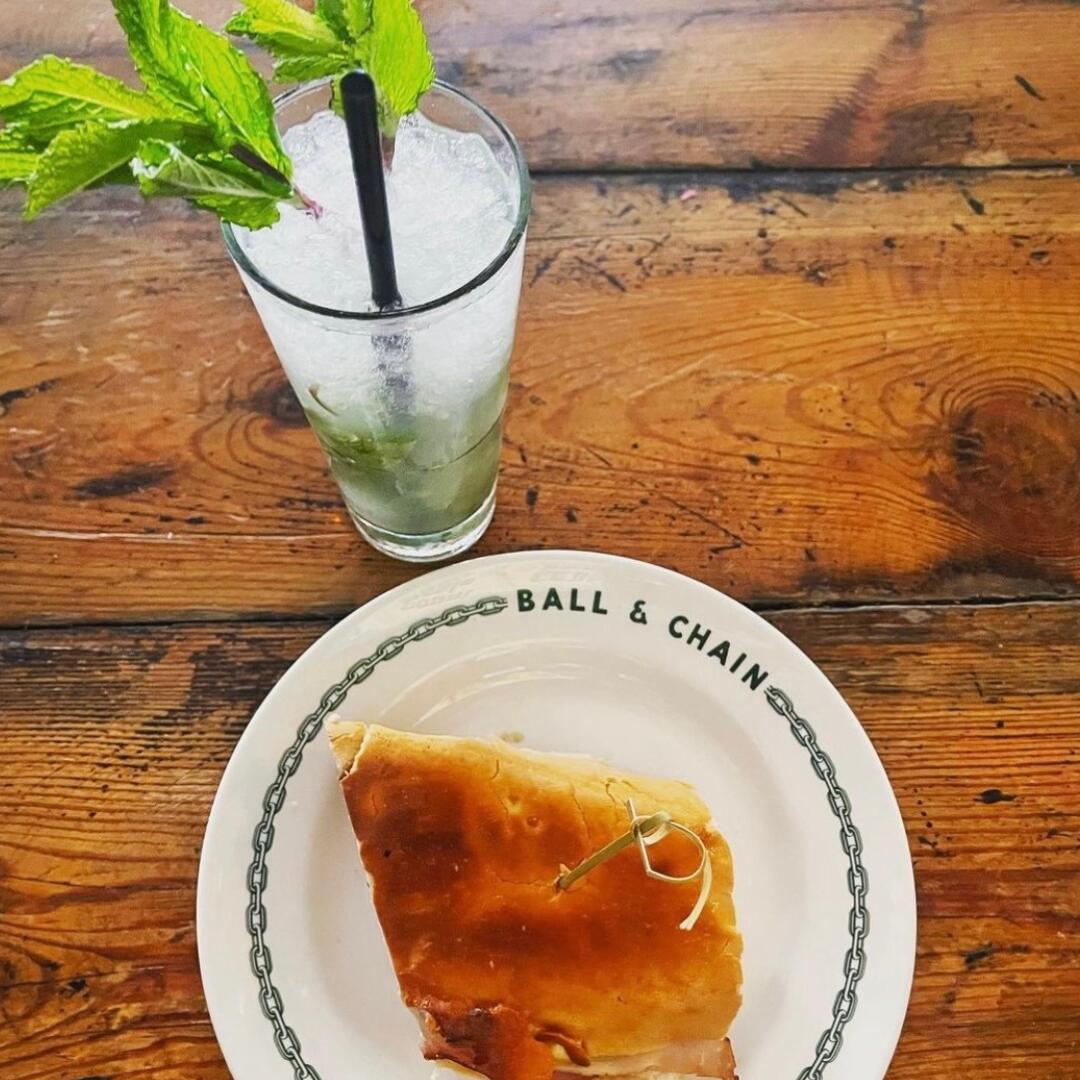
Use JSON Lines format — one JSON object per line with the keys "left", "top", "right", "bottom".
{"left": 357, "top": 0, "right": 434, "bottom": 130}
{"left": 0, "top": 0, "right": 437, "bottom": 222}
{"left": 115, "top": 0, "right": 290, "bottom": 174}
{"left": 0, "top": 0, "right": 300, "bottom": 224}
{"left": 228, "top": 0, "right": 435, "bottom": 136}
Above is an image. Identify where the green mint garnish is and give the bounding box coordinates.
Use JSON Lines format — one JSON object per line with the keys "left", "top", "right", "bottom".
{"left": 112, "top": 0, "right": 290, "bottom": 175}
{"left": 0, "top": 0, "right": 436, "bottom": 222}
{"left": 0, "top": 0, "right": 296, "bottom": 224}
{"left": 228, "top": 0, "right": 435, "bottom": 136}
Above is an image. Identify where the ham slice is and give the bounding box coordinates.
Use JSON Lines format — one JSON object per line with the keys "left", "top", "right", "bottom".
{"left": 555, "top": 1036, "right": 737, "bottom": 1077}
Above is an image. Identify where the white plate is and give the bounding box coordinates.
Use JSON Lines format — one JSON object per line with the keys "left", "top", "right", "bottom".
{"left": 198, "top": 551, "right": 915, "bottom": 1080}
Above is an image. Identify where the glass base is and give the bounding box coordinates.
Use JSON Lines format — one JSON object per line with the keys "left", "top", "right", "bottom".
{"left": 345, "top": 486, "right": 496, "bottom": 563}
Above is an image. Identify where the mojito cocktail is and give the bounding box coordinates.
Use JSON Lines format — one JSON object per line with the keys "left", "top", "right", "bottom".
{"left": 224, "top": 80, "right": 530, "bottom": 562}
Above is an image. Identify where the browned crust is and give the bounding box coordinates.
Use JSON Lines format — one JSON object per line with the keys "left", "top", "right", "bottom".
{"left": 333, "top": 723, "right": 742, "bottom": 1080}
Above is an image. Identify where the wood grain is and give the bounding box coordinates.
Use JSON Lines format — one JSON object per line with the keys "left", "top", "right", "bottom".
{"left": 3, "top": 5, "right": 1078, "bottom": 1080}
{"left": 1, "top": 602, "right": 1078, "bottom": 1078}
{"left": 4, "top": 169, "right": 1080, "bottom": 624}
{"left": 3, "top": 0, "right": 1080, "bottom": 169}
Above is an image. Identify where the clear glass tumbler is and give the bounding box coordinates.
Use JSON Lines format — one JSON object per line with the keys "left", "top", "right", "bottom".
{"left": 223, "top": 80, "right": 530, "bottom": 562}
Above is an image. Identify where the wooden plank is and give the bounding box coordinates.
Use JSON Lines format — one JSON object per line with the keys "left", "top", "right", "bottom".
{"left": 2, "top": 0, "right": 1080, "bottom": 168}
{"left": 1, "top": 601, "right": 1078, "bottom": 1078}
{"left": 4, "top": 169, "right": 1080, "bottom": 623}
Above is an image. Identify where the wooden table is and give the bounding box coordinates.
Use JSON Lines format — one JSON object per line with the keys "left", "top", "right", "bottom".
{"left": 3, "top": 2, "right": 1080, "bottom": 1077}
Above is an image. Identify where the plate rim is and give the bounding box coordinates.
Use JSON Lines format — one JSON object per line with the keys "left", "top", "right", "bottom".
{"left": 198, "top": 549, "right": 916, "bottom": 1080}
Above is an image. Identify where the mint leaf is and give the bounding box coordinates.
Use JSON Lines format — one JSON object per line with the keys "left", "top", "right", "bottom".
{"left": 354, "top": 0, "right": 434, "bottom": 133}
{"left": 113, "top": 0, "right": 289, "bottom": 176}
{"left": 315, "top": 0, "right": 350, "bottom": 40}
{"left": 133, "top": 138, "right": 290, "bottom": 227}
{"left": 227, "top": 0, "right": 357, "bottom": 82}
{"left": 171, "top": 6, "right": 291, "bottom": 173}
{"left": 226, "top": 0, "right": 340, "bottom": 56}
{"left": 273, "top": 52, "right": 354, "bottom": 82}
{"left": 0, "top": 127, "right": 35, "bottom": 147}
{"left": 110, "top": 1, "right": 203, "bottom": 118}
{"left": 339, "top": 0, "right": 373, "bottom": 42}
{"left": 24, "top": 118, "right": 175, "bottom": 218}
{"left": 0, "top": 150, "right": 39, "bottom": 182}
{"left": 0, "top": 128, "right": 39, "bottom": 182}
{"left": 231, "top": 0, "right": 432, "bottom": 135}
{"left": 306, "top": 409, "right": 417, "bottom": 466}
{"left": 225, "top": 0, "right": 352, "bottom": 81}
{"left": 194, "top": 190, "right": 281, "bottom": 228}
{"left": 0, "top": 56, "right": 181, "bottom": 141}
{"left": 309, "top": 0, "right": 371, "bottom": 43}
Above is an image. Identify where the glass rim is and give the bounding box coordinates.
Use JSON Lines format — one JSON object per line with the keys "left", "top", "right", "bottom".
{"left": 221, "top": 78, "right": 531, "bottom": 322}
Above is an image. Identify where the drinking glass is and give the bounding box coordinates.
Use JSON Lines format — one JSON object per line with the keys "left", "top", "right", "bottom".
{"left": 223, "top": 79, "right": 530, "bottom": 562}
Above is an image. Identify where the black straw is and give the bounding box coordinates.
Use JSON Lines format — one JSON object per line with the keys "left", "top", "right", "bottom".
{"left": 340, "top": 71, "right": 401, "bottom": 309}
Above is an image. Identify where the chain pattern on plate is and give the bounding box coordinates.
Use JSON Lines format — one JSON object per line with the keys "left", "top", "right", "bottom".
{"left": 766, "top": 685, "right": 869, "bottom": 1080}
{"left": 245, "top": 596, "right": 508, "bottom": 1080}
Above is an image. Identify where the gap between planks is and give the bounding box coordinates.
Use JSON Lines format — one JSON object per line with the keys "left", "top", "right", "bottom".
{"left": 3, "top": 595, "right": 1079, "bottom": 635}
{"left": 528, "top": 163, "right": 1080, "bottom": 180}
